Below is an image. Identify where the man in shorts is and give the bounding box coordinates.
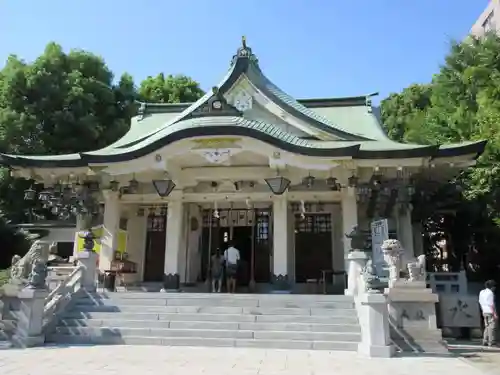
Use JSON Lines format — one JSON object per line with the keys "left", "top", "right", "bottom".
{"left": 224, "top": 241, "right": 240, "bottom": 293}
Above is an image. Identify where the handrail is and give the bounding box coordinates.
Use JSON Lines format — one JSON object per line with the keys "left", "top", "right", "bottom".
{"left": 46, "top": 265, "right": 84, "bottom": 302}
{"left": 42, "top": 265, "right": 85, "bottom": 332}
{"left": 387, "top": 314, "right": 421, "bottom": 353}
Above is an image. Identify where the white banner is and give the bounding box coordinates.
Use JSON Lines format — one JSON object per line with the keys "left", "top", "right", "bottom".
{"left": 371, "top": 219, "right": 389, "bottom": 268}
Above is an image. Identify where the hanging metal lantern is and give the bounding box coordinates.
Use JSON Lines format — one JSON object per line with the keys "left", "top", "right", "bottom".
{"left": 62, "top": 185, "right": 73, "bottom": 201}
{"left": 152, "top": 179, "right": 176, "bottom": 198}
{"left": 348, "top": 175, "right": 359, "bottom": 187}
{"left": 326, "top": 177, "right": 337, "bottom": 187}
{"left": 264, "top": 176, "right": 291, "bottom": 195}
{"left": 109, "top": 180, "right": 120, "bottom": 192}
{"left": 24, "top": 186, "right": 36, "bottom": 201}
{"left": 128, "top": 178, "right": 139, "bottom": 194}
{"left": 302, "top": 175, "right": 315, "bottom": 188}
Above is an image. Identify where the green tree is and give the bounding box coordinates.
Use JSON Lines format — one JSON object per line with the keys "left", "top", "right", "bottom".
{"left": 138, "top": 73, "right": 204, "bottom": 103}
{"left": 380, "top": 84, "right": 432, "bottom": 143}
{"left": 0, "top": 42, "right": 136, "bottom": 155}
{"left": 380, "top": 33, "right": 500, "bottom": 277}
{"left": 0, "top": 42, "right": 137, "bottom": 221}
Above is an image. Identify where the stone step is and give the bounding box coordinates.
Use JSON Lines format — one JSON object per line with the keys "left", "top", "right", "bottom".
{"left": 70, "top": 304, "right": 356, "bottom": 316}
{"left": 54, "top": 326, "right": 361, "bottom": 342}
{"left": 76, "top": 296, "right": 355, "bottom": 309}
{"left": 87, "top": 292, "right": 354, "bottom": 303}
{"left": 47, "top": 334, "right": 359, "bottom": 351}
{"left": 62, "top": 311, "right": 359, "bottom": 324}
{"left": 59, "top": 318, "right": 361, "bottom": 333}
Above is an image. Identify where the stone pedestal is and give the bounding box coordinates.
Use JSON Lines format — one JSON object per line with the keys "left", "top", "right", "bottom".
{"left": 76, "top": 251, "right": 99, "bottom": 291}
{"left": 271, "top": 274, "right": 291, "bottom": 294}
{"left": 356, "top": 292, "right": 394, "bottom": 358}
{"left": 345, "top": 251, "right": 369, "bottom": 296}
{"left": 385, "top": 281, "right": 446, "bottom": 353}
{"left": 11, "top": 288, "right": 48, "bottom": 347}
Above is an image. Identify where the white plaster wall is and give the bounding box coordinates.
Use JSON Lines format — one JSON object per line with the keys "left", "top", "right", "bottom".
{"left": 125, "top": 211, "right": 147, "bottom": 283}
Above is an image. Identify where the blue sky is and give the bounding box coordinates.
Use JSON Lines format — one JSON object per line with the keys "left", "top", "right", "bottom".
{"left": 0, "top": 0, "right": 490, "bottom": 102}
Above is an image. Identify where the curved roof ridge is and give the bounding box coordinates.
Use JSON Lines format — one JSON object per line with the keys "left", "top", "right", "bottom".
{"left": 246, "top": 63, "right": 372, "bottom": 141}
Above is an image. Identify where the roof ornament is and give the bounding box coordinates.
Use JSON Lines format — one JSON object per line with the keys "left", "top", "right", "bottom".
{"left": 231, "top": 36, "right": 259, "bottom": 66}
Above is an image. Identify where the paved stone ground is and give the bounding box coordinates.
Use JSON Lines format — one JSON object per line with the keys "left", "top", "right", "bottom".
{"left": 447, "top": 343, "right": 500, "bottom": 375}
{"left": 0, "top": 345, "right": 490, "bottom": 375}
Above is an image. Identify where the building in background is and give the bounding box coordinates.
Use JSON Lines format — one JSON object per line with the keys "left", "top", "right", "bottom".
{"left": 471, "top": 0, "right": 500, "bottom": 37}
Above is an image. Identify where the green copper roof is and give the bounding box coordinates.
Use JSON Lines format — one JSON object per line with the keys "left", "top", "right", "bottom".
{"left": 0, "top": 38, "right": 487, "bottom": 168}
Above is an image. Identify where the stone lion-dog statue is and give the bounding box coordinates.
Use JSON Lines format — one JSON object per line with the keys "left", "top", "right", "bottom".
{"left": 9, "top": 240, "right": 51, "bottom": 286}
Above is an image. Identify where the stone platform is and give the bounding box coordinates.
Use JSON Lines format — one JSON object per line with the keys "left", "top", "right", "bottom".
{"left": 0, "top": 345, "right": 488, "bottom": 375}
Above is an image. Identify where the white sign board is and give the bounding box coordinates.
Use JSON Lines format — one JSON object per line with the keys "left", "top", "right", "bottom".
{"left": 371, "top": 219, "right": 389, "bottom": 268}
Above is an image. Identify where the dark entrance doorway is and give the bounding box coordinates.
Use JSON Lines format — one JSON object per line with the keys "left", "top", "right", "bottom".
{"left": 143, "top": 214, "right": 166, "bottom": 282}
{"left": 200, "top": 208, "right": 271, "bottom": 285}
{"left": 294, "top": 213, "right": 332, "bottom": 283}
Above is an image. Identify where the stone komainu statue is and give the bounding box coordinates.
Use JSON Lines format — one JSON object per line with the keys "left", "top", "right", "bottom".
{"left": 9, "top": 240, "right": 50, "bottom": 286}
{"left": 380, "top": 239, "right": 404, "bottom": 288}
{"left": 407, "top": 254, "right": 426, "bottom": 282}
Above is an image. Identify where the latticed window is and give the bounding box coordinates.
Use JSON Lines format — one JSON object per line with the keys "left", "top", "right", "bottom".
{"left": 147, "top": 215, "right": 165, "bottom": 232}
{"left": 295, "top": 214, "right": 332, "bottom": 233}
{"left": 256, "top": 209, "right": 270, "bottom": 241}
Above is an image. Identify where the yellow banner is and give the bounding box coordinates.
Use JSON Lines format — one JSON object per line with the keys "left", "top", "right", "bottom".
{"left": 75, "top": 225, "right": 128, "bottom": 253}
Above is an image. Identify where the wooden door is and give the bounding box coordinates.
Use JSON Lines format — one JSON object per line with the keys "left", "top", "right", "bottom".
{"left": 294, "top": 214, "right": 332, "bottom": 283}
{"left": 254, "top": 209, "right": 271, "bottom": 282}
{"left": 143, "top": 214, "right": 167, "bottom": 282}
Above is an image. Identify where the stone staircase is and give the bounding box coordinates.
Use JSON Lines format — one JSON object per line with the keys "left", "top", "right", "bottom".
{"left": 47, "top": 292, "right": 361, "bottom": 350}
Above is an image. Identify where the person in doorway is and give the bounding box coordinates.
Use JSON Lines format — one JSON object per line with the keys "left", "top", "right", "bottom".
{"left": 211, "top": 248, "right": 224, "bottom": 293}
{"left": 224, "top": 241, "right": 240, "bottom": 293}
{"left": 479, "top": 279, "right": 497, "bottom": 347}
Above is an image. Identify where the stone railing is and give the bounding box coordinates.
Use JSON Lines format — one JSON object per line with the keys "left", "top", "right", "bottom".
{"left": 42, "top": 265, "right": 85, "bottom": 333}
{"left": 427, "top": 271, "right": 467, "bottom": 295}
{"left": 0, "top": 251, "right": 98, "bottom": 348}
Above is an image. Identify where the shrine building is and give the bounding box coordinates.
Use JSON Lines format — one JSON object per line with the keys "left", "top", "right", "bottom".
{"left": 1, "top": 37, "right": 485, "bottom": 292}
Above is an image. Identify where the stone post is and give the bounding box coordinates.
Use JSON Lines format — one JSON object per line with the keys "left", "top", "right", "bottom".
{"left": 11, "top": 288, "right": 48, "bottom": 347}
{"left": 341, "top": 187, "right": 358, "bottom": 272}
{"left": 76, "top": 251, "right": 99, "bottom": 291}
{"left": 272, "top": 195, "right": 290, "bottom": 292}
{"left": 100, "top": 190, "right": 120, "bottom": 272}
{"left": 163, "top": 196, "right": 184, "bottom": 291}
{"left": 385, "top": 281, "right": 445, "bottom": 353}
{"left": 356, "top": 292, "right": 394, "bottom": 358}
{"left": 345, "top": 250, "right": 369, "bottom": 296}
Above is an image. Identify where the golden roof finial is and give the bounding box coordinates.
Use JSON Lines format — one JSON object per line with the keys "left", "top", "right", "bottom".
{"left": 241, "top": 36, "right": 247, "bottom": 49}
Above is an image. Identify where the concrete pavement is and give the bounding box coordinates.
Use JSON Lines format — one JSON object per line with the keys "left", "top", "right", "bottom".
{"left": 0, "top": 345, "right": 489, "bottom": 375}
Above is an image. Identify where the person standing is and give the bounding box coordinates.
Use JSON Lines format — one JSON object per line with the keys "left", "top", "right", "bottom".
{"left": 224, "top": 241, "right": 240, "bottom": 293}
{"left": 211, "top": 248, "right": 224, "bottom": 293}
{"left": 479, "top": 279, "right": 497, "bottom": 347}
